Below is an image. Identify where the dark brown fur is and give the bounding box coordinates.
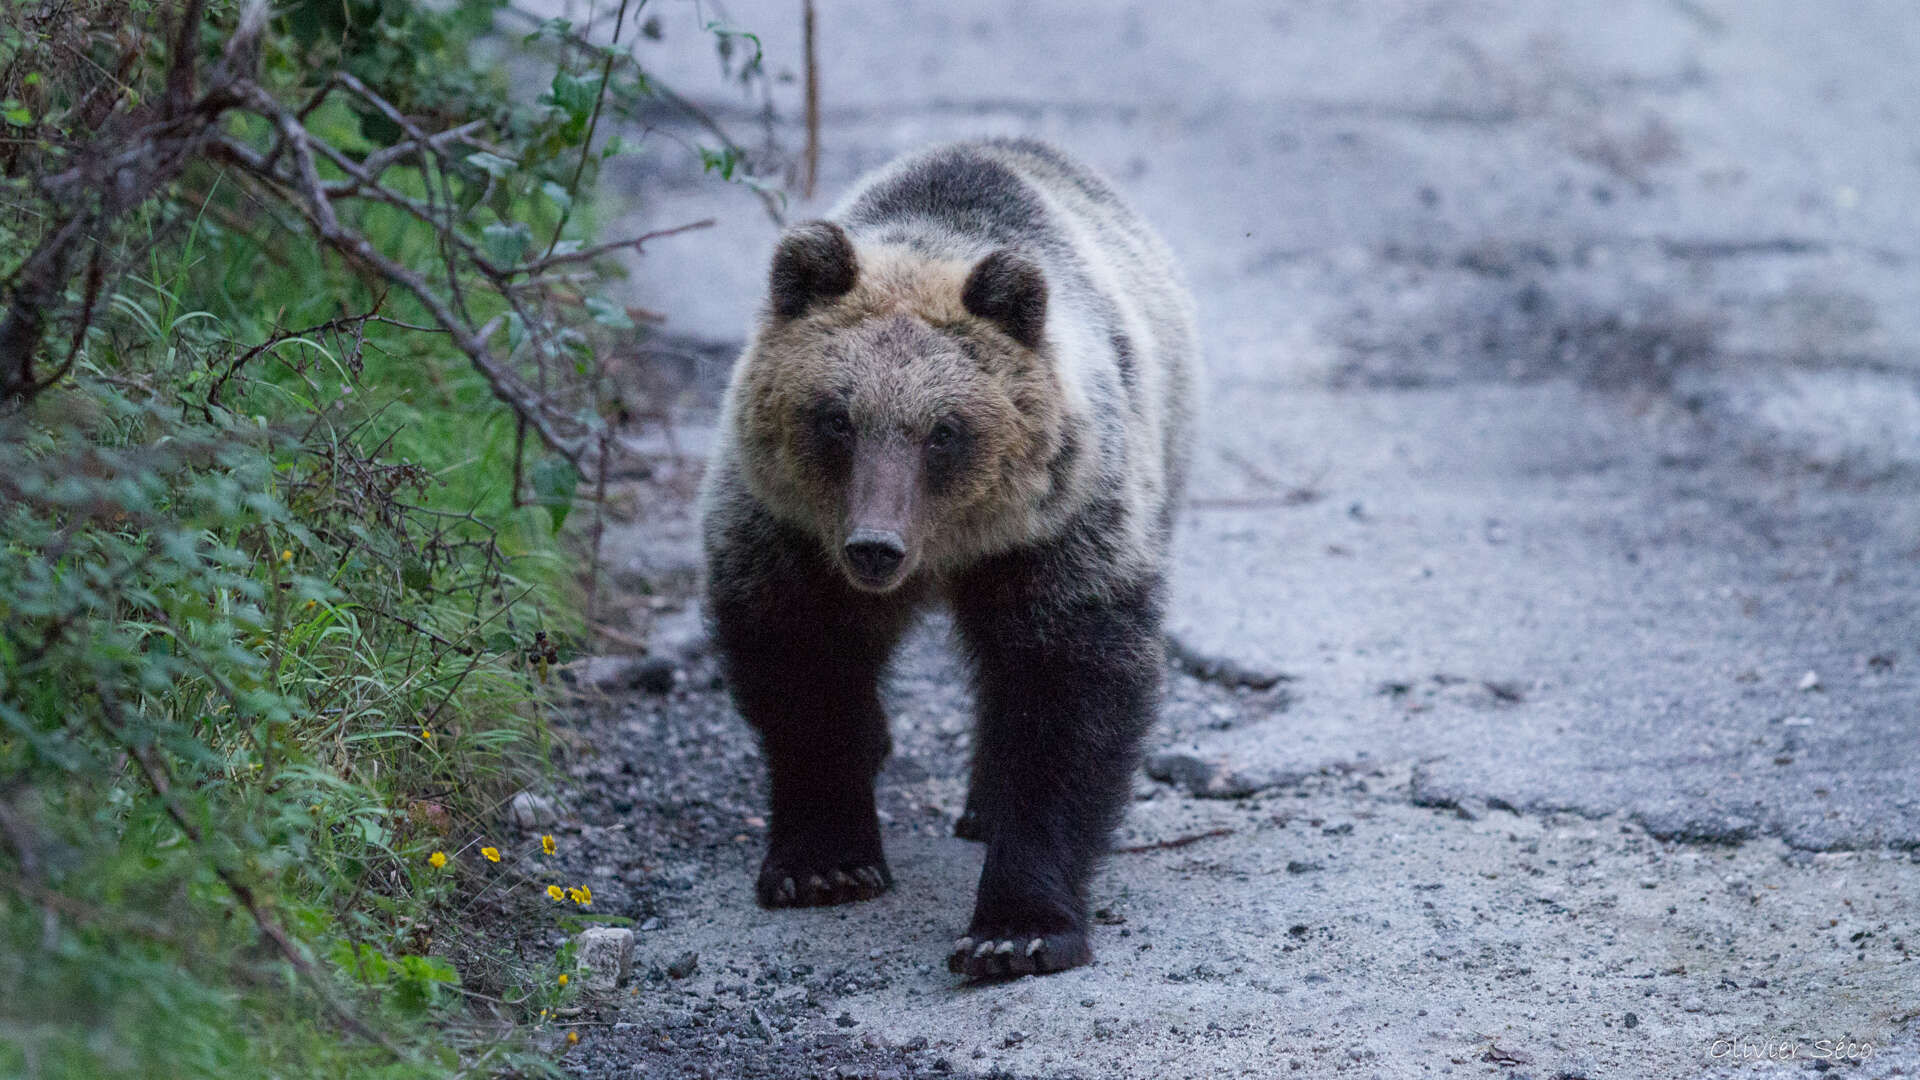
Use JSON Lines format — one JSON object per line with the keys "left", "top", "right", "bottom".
{"left": 700, "top": 139, "right": 1196, "bottom": 979}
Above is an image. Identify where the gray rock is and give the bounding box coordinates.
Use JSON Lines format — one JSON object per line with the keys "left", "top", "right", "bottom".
{"left": 508, "top": 791, "right": 558, "bottom": 829}
{"left": 646, "top": 605, "right": 709, "bottom": 662}
{"left": 634, "top": 656, "right": 678, "bottom": 695}
{"left": 1632, "top": 808, "right": 1758, "bottom": 845}
{"left": 575, "top": 927, "right": 635, "bottom": 994}
{"left": 575, "top": 653, "right": 679, "bottom": 695}
{"left": 1145, "top": 748, "right": 1297, "bottom": 798}
{"left": 577, "top": 654, "right": 645, "bottom": 690}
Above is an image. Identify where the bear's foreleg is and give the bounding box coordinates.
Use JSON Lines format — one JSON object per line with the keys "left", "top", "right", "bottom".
{"left": 707, "top": 511, "right": 915, "bottom": 908}
{"left": 949, "top": 529, "right": 1163, "bottom": 976}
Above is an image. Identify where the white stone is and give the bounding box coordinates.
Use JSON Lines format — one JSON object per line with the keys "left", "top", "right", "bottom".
{"left": 575, "top": 927, "right": 635, "bottom": 994}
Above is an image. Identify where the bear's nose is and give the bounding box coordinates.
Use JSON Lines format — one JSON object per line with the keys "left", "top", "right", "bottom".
{"left": 844, "top": 528, "right": 906, "bottom": 583}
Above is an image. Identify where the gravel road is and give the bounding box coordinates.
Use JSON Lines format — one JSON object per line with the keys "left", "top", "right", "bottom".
{"left": 515, "top": 2, "right": 1920, "bottom": 1076}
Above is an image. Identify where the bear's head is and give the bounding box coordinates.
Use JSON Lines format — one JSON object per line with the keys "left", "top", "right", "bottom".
{"left": 735, "top": 221, "right": 1068, "bottom": 593}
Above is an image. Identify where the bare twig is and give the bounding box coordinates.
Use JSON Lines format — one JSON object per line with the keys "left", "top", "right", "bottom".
{"left": 1, "top": 0, "right": 265, "bottom": 406}
{"left": 516, "top": 218, "right": 715, "bottom": 276}
{"left": 802, "top": 0, "right": 819, "bottom": 199}
{"left": 1114, "top": 827, "right": 1234, "bottom": 854}
{"left": 649, "top": 80, "right": 787, "bottom": 226}
{"left": 211, "top": 109, "right": 594, "bottom": 468}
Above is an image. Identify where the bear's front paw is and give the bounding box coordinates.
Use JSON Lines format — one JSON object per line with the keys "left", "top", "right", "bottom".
{"left": 946, "top": 927, "right": 1091, "bottom": 978}
{"left": 755, "top": 832, "right": 891, "bottom": 908}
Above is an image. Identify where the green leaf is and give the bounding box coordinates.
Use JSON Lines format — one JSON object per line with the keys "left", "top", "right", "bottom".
{"left": 697, "top": 145, "right": 738, "bottom": 181}
{"left": 399, "top": 954, "right": 458, "bottom": 984}
{"left": 401, "top": 559, "right": 432, "bottom": 592}
{"left": 481, "top": 222, "right": 531, "bottom": 269}
{"left": 549, "top": 70, "right": 600, "bottom": 122}
{"left": 463, "top": 150, "right": 518, "bottom": 178}
{"left": 583, "top": 296, "right": 634, "bottom": 331}
{"left": 704, "top": 21, "right": 765, "bottom": 73}
{"left": 540, "top": 180, "right": 573, "bottom": 211}
{"left": 523, "top": 17, "right": 573, "bottom": 44}
{"left": 332, "top": 941, "right": 392, "bottom": 986}
{"left": 530, "top": 456, "right": 579, "bottom": 531}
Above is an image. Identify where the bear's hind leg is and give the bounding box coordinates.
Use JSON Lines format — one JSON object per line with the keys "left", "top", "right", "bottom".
{"left": 707, "top": 512, "right": 915, "bottom": 908}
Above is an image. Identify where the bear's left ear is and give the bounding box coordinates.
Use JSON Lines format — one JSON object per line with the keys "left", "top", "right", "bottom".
{"left": 962, "top": 249, "right": 1047, "bottom": 349}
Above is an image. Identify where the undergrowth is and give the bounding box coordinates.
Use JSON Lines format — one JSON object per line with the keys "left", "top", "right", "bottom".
{"left": 0, "top": 0, "right": 780, "bottom": 1074}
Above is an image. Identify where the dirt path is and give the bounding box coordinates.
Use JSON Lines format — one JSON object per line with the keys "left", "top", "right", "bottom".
{"left": 519, "top": 1, "right": 1920, "bottom": 1076}
{"left": 545, "top": 568, "right": 1919, "bottom": 1078}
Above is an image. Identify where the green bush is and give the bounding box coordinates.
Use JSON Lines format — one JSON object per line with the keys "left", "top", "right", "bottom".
{"left": 0, "top": 0, "right": 777, "bottom": 1074}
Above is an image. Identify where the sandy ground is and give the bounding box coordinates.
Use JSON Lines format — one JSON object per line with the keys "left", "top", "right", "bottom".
{"left": 509, "top": 1, "right": 1920, "bottom": 1076}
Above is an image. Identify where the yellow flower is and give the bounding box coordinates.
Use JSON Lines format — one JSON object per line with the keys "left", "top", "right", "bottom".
{"left": 567, "top": 887, "right": 585, "bottom": 904}
{"left": 420, "top": 727, "right": 433, "bottom": 740}
{"left": 541, "top": 834, "right": 556, "bottom": 855}
{"left": 481, "top": 846, "right": 500, "bottom": 862}
{"left": 546, "top": 885, "right": 564, "bottom": 902}
{"left": 577, "top": 885, "right": 593, "bottom": 905}
{"left": 428, "top": 851, "right": 447, "bottom": 868}
{"left": 304, "top": 598, "right": 316, "bottom": 609}
{"left": 280, "top": 549, "right": 293, "bottom": 563}
{"left": 557, "top": 973, "right": 569, "bottom": 987}
{"left": 566, "top": 1030, "right": 580, "bottom": 1045}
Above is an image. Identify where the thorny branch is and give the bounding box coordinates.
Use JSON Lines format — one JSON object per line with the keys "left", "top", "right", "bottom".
{"left": 1, "top": 0, "right": 256, "bottom": 401}
{"left": 0, "top": 0, "right": 702, "bottom": 487}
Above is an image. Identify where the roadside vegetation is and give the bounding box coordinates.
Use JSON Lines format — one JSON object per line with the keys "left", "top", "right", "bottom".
{"left": 0, "top": 1, "right": 778, "bottom": 1074}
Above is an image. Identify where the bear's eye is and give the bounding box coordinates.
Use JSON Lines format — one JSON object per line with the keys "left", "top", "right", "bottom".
{"left": 927, "top": 420, "right": 959, "bottom": 450}
{"left": 814, "top": 409, "right": 854, "bottom": 442}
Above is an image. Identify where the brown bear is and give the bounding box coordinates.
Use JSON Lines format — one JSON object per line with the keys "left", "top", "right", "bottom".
{"left": 700, "top": 137, "right": 1197, "bottom": 977}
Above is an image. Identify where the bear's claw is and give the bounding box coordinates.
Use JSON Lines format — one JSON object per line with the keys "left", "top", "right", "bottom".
{"left": 946, "top": 928, "right": 1091, "bottom": 978}
{"left": 756, "top": 853, "right": 890, "bottom": 908}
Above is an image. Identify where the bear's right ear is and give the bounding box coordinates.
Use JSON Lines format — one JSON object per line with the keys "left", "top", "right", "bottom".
{"left": 961, "top": 249, "right": 1047, "bottom": 349}
{"left": 769, "top": 221, "right": 858, "bottom": 320}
